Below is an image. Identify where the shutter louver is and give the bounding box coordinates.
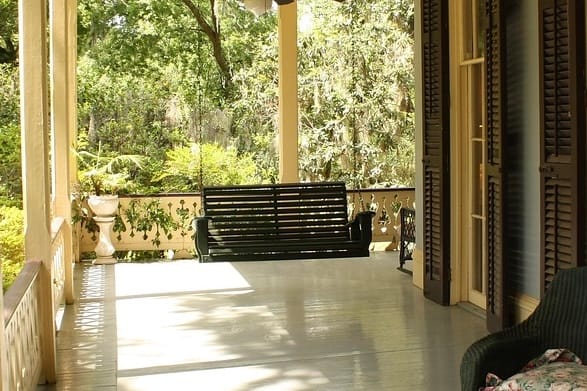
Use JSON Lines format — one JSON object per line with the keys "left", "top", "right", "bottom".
{"left": 539, "top": 0, "right": 585, "bottom": 294}
{"left": 422, "top": 0, "right": 450, "bottom": 305}
{"left": 485, "top": 0, "right": 508, "bottom": 332}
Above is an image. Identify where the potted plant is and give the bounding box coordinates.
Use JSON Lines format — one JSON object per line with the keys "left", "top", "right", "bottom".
{"left": 77, "top": 147, "right": 143, "bottom": 207}
{"left": 75, "top": 145, "right": 142, "bottom": 263}
{"left": 81, "top": 168, "right": 128, "bottom": 217}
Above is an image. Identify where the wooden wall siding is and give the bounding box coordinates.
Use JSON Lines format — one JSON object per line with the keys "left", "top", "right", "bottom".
{"left": 421, "top": 0, "right": 450, "bottom": 305}
{"left": 539, "top": 0, "right": 586, "bottom": 294}
{"left": 485, "top": 0, "right": 509, "bottom": 332}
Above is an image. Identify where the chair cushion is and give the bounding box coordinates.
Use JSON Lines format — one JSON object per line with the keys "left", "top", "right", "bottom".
{"left": 482, "top": 349, "right": 587, "bottom": 391}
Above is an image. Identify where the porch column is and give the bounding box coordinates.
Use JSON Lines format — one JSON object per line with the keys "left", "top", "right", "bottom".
{"left": 19, "top": 0, "right": 57, "bottom": 382}
{"left": 278, "top": 1, "right": 299, "bottom": 182}
{"left": 50, "top": 0, "right": 76, "bottom": 304}
{"left": 413, "top": 0, "right": 424, "bottom": 289}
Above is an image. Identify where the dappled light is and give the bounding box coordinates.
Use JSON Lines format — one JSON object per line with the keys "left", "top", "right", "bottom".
{"left": 115, "top": 260, "right": 337, "bottom": 389}
{"left": 39, "top": 254, "right": 489, "bottom": 390}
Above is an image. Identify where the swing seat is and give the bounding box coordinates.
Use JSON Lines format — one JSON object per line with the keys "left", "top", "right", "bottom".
{"left": 194, "top": 181, "right": 375, "bottom": 262}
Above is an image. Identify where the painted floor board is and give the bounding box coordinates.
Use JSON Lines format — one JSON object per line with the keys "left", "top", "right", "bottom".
{"left": 38, "top": 252, "right": 487, "bottom": 390}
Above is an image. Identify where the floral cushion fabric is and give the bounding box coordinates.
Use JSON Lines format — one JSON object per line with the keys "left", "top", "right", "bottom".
{"left": 481, "top": 349, "right": 587, "bottom": 391}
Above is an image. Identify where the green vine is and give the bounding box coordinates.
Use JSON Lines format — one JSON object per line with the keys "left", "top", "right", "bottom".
{"left": 71, "top": 194, "right": 99, "bottom": 241}
{"left": 124, "top": 199, "right": 141, "bottom": 238}
{"left": 113, "top": 203, "right": 126, "bottom": 241}
{"left": 72, "top": 196, "right": 195, "bottom": 249}
{"left": 176, "top": 199, "right": 190, "bottom": 238}
{"left": 176, "top": 200, "right": 199, "bottom": 241}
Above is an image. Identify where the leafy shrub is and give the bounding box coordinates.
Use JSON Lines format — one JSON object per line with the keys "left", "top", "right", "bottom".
{"left": 0, "top": 206, "right": 24, "bottom": 292}
{"left": 0, "top": 64, "right": 22, "bottom": 203}
{"left": 153, "top": 143, "right": 261, "bottom": 191}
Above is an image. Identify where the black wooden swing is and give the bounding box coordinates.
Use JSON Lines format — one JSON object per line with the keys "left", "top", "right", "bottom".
{"left": 194, "top": 181, "right": 375, "bottom": 262}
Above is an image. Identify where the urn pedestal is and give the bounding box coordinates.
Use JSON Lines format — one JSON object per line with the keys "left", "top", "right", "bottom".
{"left": 87, "top": 195, "right": 119, "bottom": 265}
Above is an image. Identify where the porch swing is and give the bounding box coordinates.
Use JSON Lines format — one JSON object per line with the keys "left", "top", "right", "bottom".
{"left": 192, "top": 113, "right": 375, "bottom": 262}
{"left": 191, "top": 5, "right": 375, "bottom": 262}
{"left": 192, "top": 121, "right": 376, "bottom": 263}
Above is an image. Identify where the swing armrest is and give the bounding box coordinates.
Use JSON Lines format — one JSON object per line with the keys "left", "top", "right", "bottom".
{"left": 349, "top": 211, "right": 375, "bottom": 246}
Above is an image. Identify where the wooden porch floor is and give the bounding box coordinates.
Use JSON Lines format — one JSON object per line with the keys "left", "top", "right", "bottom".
{"left": 38, "top": 252, "right": 487, "bottom": 390}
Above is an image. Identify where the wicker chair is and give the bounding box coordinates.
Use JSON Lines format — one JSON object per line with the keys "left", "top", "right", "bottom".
{"left": 460, "top": 266, "right": 587, "bottom": 391}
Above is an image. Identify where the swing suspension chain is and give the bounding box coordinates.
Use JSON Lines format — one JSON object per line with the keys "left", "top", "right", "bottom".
{"left": 197, "top": 37, "right": 204, "bottom": 193}
{"left": 349, "top": 1, "right": 364, "bottom": 212}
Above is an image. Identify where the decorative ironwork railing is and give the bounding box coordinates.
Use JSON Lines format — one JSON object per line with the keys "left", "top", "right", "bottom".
{"left": 348, "top": 187, "right": 415, "bottom": 249}
{"left": 77, "top": 188, "right": 415, "bottom": 257}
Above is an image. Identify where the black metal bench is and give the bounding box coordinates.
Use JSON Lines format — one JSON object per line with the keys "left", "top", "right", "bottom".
{"left": 194, "top": 181, "right": 375, "bottom": 262}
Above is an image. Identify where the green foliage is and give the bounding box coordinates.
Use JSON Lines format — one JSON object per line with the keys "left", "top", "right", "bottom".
{"left": 76, "top": 145, "right": 143, "bottom": 195}
{"left": 153, "top": 143, "right": 261, "bottom": 191}
{"left": 0, "top": 206, "right": 24, "bottom": 292}
{"left": 227, "top": 22, "right": 280, "bottom": 183}
{"left": 114, "top": 250, "right": 170, "bottom": 262}
{"left": 0, "top": 123, "right": 21, "bottom": 204}
{"left": 296, "top": 0, "right": 415, "bottom": 187}
{"left": 0, "top": 0, "right": 18, "bottom": 64}
{"left": 0, "top": 64, "right": 21, "bottom": 204}
{"left": 77, "top": 58, "right": 188, "bottom": 155}
{"left": 71, "top": 195, "right": 99, "bottom": 241}
{"left": 121, "top": 199, "right": 177, "bottom": 246}
{"left": 75, "top": 0, "right": 416, "bottom": 192}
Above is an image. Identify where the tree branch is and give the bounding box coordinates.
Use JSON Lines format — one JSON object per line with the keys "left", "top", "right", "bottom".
{"left": 180, "top": 0, "right": 232, "bottom": 91}
{"left": 0, "top": 37, "right": 17, "bottom": 64}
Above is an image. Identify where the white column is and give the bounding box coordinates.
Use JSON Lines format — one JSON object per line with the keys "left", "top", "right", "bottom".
{"left": 413, "top": 0, "right": 424, "bottom": 289}
{"left": 278, "top": 1, "right": 299, "bottom": 183}
{"left": 19, "top": 0, "right": 57, "bottom": 382}
{"left": 50, "top": 0, "right": 76, "bottom": 304}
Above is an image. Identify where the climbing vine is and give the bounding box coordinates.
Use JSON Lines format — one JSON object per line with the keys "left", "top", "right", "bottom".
{"left": 73, "top": 195, "right": 198, "bottom": 250}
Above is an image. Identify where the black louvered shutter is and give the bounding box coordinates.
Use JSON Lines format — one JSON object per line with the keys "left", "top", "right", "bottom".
{"left": 421, "top": 0, "right": 450, "bottom": 305}
{"left": 485, "top": 0, "right": 508, "bottom": 332}
{"left": 539, "top": 0, "right": 585, "bottom": 294}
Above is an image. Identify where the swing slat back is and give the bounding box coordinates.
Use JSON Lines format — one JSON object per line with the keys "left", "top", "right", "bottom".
{"left": 194, "top": 182, "right": 374, "bottom": 262}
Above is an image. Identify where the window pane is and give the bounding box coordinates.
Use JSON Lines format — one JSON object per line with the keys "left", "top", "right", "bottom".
{"left": 471, "top": 65, "right": 484, "bottom": 139}
{"left": 472, "top": 140, "right": 483, "bottom": 215}
{"left": 462, "top": 0, "right": 474, "bottom": 59}
{"left": 471, "top": 216, "right": 484, "bottom": 292}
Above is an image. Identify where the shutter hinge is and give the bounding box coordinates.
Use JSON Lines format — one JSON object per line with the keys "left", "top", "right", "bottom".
{"left": 539, "top": 165, "right": 558, "bottom": 178}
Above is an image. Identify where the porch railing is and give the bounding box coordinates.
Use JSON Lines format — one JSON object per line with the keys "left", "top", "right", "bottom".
{"left": 3, "top": 260, "right": 42, "bottom": 390}
{"left": 51, "top": 217, "right": 73, "bottom": 309}
{"left": 2, "top": 216, "right": 71, "bottom": 390}
{"left": 348, "top": 187, "right": 415, "bottom": 248}
{"left": 77, "top": 187, "right": 415, "bottom": 257}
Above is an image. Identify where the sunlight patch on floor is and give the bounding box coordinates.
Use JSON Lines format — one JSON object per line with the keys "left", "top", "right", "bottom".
{"left": 116, "top": 295, "right": 296, "bottom": 371}
{"left": 114, "top": 260, "right": 251, "bottom": 297}
{"left": 115, "top": 260, "right": 303, "bottom": 377}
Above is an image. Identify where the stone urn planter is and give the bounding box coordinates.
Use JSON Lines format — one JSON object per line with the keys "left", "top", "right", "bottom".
{"left": 87, "top": 195, "right": 119, "bottom": 264}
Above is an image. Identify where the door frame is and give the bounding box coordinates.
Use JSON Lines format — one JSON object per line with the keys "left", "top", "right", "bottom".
{"left": 449, "top": 0, "right": 488, "bottom": 308}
